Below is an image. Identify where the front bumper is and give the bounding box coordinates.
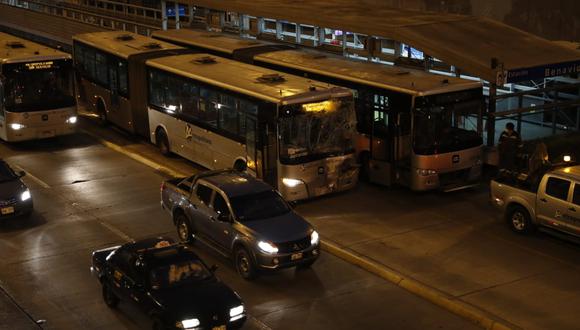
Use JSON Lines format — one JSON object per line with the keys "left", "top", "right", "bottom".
{"left": 255, "top": 244, "right": 320, "bottom": 270}
{"left": 0, "top": 200, "right": 33, "bottom": 220}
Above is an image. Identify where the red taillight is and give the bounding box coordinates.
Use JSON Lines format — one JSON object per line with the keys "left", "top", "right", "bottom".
{"left": 160, "top": 182, "right": 165, "bottom": 192}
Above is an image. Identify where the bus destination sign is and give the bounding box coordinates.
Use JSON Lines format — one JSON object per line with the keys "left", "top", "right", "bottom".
{"left": 25, "top": 61, "right": 54, "bottom": 70}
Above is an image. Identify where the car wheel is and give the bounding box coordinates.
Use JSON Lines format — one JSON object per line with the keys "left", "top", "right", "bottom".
{"left": 156, "top": 129, "right": 170, "bottom": 156}
{"left": 102, "top": 283, "right": 119, "bottom": 308}
{"left": 507, "top": 206, "right": 534, "bottom": 234}
{"left": 296, "top": 259, "right": 316, "bottom": 270}
{"left": 176, "top": 214, "right": 195, "bottom": 244}
{"left": 235, "top": 247, "right": 257, "bottom": 280}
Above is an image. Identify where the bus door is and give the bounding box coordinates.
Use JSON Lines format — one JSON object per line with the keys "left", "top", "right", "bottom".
{"left": 369, "top": 108, "right": 395, "bottom": 185}
{"left": 245, "top": 116, "right": 258, "bottom": 178}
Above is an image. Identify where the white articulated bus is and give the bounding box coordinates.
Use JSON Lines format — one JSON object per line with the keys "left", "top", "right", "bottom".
{"left": 146, "top": 53, "right": 359, "bottom": 201}
{"left": 0, "top": 32, "right": 77, "bottom": 142}
{"left": 153, "top": 29, "right": 484, "bottom": 191}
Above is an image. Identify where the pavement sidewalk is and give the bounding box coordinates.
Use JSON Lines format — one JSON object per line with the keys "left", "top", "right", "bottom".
{"left": 0, "top": 285, "right": 41, "bottom": 329}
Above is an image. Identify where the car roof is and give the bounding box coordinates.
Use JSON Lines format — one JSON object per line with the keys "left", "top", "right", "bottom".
{"left": 551, "top": 165, "right": 580, "bottom": 182}
{"left": 199, "top": 171, "right": 273, "bottom": 198}
{"left": 123, "top": 237, "right": 200, "bottom": 263}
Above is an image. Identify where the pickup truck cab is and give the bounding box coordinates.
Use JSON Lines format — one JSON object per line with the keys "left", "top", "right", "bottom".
{"left": 161, "top": 170, "right": 320, "bottom": 280}
{"left": 490, "top": 165, "right": 580, "bottom": 237}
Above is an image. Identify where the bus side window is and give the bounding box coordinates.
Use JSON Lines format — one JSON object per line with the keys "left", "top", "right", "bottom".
{"left": 397, "top": 112, "right": 411, "bottom": 135}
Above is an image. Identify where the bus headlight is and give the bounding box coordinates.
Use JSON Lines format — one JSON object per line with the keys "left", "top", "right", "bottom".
{"left": 10, "top": 123, "right": 25, "bottom": 130}
{"left": 20, "top": 189, "right": 31, "bottom": 202}
{"left": 282, "top": 178, "right": 303, "bottom": 188}
{"left": 416, "top": 169, "right": 437, "bottom": 176}
{"left": 258, "top": 241, "right": 278, "bottom": 254}
{"left": 66, "top": 116, "right": 78, "bottom": 124}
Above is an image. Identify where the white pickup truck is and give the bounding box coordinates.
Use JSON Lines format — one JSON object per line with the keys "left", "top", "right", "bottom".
{"left": 490, "top": 165, "right": 580, "bottom": 237}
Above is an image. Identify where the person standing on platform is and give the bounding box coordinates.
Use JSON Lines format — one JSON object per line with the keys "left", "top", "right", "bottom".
{"left": 498, "top": 122, "right": 522, "bottom": 171}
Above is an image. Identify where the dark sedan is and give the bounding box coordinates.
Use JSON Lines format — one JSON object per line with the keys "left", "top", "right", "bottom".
{"left": 0, "top": 159, "right": 33, "bottom": 219}
{"left": 91, "top": 237, "right": 246, "bottom": 330}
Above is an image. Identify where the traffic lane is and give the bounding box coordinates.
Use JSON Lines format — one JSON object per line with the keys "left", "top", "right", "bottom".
{"left": 1, "top": 135, "right": 478, "bottom": 330}
{"left": 296, "top": 183, "right": 580, "bottom": 329}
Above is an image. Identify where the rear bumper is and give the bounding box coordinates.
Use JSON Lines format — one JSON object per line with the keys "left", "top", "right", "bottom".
{"left": 0, "top": 201, "right": 33, "bottom": 220}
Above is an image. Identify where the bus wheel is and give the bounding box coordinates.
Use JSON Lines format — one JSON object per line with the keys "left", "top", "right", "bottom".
{"left": 96, "top": 99, "right": 108, "bottom": 126}
{"left": 156, "top": 129, "right": 171, "bottom": 156}
{"left": 234, "top": 160, "right": 247, "bottom": 172}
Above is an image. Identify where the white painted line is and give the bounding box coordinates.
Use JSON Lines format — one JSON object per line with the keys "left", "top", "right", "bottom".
{"left": 11, "top": 164, "right": 51, "bottom": 189}
{"left": 98, "top": 220, "right": 133, "bottom": 242}
{"left": 247, "top": 314, "right": 273, "bottom": 330}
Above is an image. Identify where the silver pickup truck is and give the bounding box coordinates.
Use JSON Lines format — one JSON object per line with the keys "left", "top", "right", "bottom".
{"left": 490, "top": 165, "right": 580, "bottom": 237}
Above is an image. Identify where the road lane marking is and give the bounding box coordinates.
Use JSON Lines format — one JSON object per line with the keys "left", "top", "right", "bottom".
{"left": 97, "top": 220, "right": 133, "bottom": 242}
{"left": 10, "top": 164, "right": 51, "bottom": 189}
{"left": 247, "top": 314, "right": 272, "bottom": 330}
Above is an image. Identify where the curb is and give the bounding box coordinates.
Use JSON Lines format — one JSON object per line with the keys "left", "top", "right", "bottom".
{"left": 321, "top": 240, "right": 517, "bottom": 330}
{"left": 85, "top": 128, "right": 518, "bottom": 330}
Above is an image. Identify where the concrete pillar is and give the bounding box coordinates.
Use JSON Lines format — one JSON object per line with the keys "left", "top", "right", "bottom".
{"left": 175, "top": 2, "right": 180, "bottom": 29}
{"left": 257, "top": 17, "right": 264, "bottom": 35}
{"left": 275, "top": 20, "right": 282, "bottom": 40}
{"left": 161, "top": 0, "right": 167, "bottom": 30}
{"left": 295, "top": 23, "right": 301, "bottom": 44}
{"left": 487, "top": 84, "right": 497, "bottom": 146}
{"left": 342, "top": 30, "right": 347, "bottom": 55}
{"left": 188, "top": 4, "right": 194, "bottom": 24}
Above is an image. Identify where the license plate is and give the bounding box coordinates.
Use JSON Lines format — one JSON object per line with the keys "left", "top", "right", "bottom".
{"left": 291, "top": 252, "right": 303, "bottom": 261}
{"left": 1, "top": 206, "right": 15, "bottom": 215}
{"left": 212, "top": 326, "right": 226, "bottom": 330}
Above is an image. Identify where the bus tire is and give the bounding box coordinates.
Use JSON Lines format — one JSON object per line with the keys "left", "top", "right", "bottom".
{"left": 507, "top": 205, "right": 535, "bottom": 234}
{"left": 234, "top": 160, "right": 247, "bottom": 172}
{"left": 156, "top": 128, "right": 171, "bottom": 156}
{"left": 96, "top": 99, "right": 107, "bottom": 126}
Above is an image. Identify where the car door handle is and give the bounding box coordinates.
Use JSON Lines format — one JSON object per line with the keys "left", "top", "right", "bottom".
{"left": 539, "top": 198, "right": 547, "bottom": 203}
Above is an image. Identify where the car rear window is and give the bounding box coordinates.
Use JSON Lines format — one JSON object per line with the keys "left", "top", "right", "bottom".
{"left": 230, "top": 190, "right": 290, "bottom": 222}
{"left": 545, "top": 177, "right": 571, "bottom": 201}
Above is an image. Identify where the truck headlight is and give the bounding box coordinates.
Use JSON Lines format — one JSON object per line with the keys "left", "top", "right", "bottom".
{"left": 258, "top": 241, "right": 278, "bottom": 254}
{"left": 10, "top": 123, "right": 25, "bottom": 130}
{"left": 20, "top": 189, "right": 31, "bottom": 202}
{"left": 180, "top": 318, "right": 200, "bottom": 329}
{"left": 311, "top": 230, "right": 320, "bottom": 245}
{"left": 66, "top": 116, "right": 78, "bottom": 124}
{"left": 282, "top": 178, "right": 303, "bottom": 188}
{"left": 416, "top": 169, "right": 437, "bottom": 176}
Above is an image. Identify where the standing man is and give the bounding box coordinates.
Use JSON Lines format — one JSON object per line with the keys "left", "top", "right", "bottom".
{"left": 498, "top": 122, "right": 522, "bottom": 171}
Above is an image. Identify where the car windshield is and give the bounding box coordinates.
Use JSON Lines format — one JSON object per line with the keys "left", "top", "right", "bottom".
{"left": 149, "top": 260, "right": 212, "bottom": 289}
{"left": 279, "top": 97, "right": 356, "bottom": 164}
{"left": 230, "top": 190, "right": 291, "bottom": 222}
{"left": 0, "top": 161, "right": 17, "bottom": 183}
{"left": 3, "top": 60, "right": 75, "bottom": 112}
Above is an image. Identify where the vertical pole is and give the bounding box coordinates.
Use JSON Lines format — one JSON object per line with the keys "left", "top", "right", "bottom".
{"left": 295, "top": 23, "right": 301, "bottom": 44}
{"left": 487, "top": 84, "right": 497, "bottom": 147}
{"left": 257, "top": 17, "right": 264, "bottom": 35}
{"left": 577, "top": 87, "right": 580, "bottom": 131}
{"left": 239, "top": 13, "right": 246, "bottom": 37}
{"left": 552, "top": 90, "right": 559, "bottom": 135}
{"left": 342, "top": 30, "right": 347, "bottom": 55}
{"left": 275, "top": 20, "right": 282, "bottom": 40}
{"left": 175, "top": 2, "right": 180, "bottom": 29}
{"left": 517, "top": 95, "right": 523, "bottom": 135}
{"left": 188, "top": 4, "right": 194, "bottom": 24}
{"left": 313, "top": 26, "right": 319, "bottom": 46}
{"left": 161, "top": 0, "right": 167, "bottom": 30}
{"left": 318, "top": 27, "right": 326, "bottom": 46}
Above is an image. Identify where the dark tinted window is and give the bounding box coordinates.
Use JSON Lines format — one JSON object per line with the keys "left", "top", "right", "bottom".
{"left": 573, "top": 185, "right": 580, "bottom": 206}
{"left": 196, "top": 184, "right": 213, "bottom": 205}
{"left": 545, "top": 177, "right": 571, "bottom": 201}
{"left": 213, "top": 193, "right": 230, "bottom": 217}
{"left": 230, "top": 190, "right": 291, "bottom": 221}
{"left": 95, "top": 52, "right": 108, "bottom": 85}
{"left": 150, "top": 260, "right": 211, "bottom": 289}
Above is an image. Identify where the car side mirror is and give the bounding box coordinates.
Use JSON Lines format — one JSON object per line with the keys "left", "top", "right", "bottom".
{"left": 18, "top": 171, "right": 26, "bottom": 178}
{"left": 210, "top": 264, "right": 218, "bottom": 273}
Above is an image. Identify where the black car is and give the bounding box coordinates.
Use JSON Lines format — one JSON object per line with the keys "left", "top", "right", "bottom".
{"left": 0, "top": 159, "right": 33, "bottom": 219}
{"left": 91, "top": 237, "right": 246, "bottom": 330}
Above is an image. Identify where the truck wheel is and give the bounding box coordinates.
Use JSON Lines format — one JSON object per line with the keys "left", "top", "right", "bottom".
{"left": 235, "top": 247, "right": 257, "bottom": 280}
{"left": 156, "top": 129, "right": 171, "bottom": 156}
{"left": 102, "top": 283, "right": 119, "bottom": 308}
{"left": 176, "top": 214, "right": 195, "bottom": 244}
{"left": 507, "top": 206, "right": 534, "bottom": 234}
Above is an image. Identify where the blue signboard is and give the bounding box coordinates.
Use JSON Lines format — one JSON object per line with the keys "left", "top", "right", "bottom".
{"left": 166, "top": 4, "right": 186, "bottom": 17}
{"left": 506, "top": 60, "right": 580, "bottom": 83}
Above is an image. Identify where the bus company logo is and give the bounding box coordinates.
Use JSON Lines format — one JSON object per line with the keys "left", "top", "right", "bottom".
{"left": 452, "top": 155, "right": 460, "bottom": 163}
{"left": 25, "top": 61, "right": 54, "bottom": 70}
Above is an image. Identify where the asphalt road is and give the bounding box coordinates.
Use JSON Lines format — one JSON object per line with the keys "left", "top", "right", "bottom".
{"left": 0, "top": 125, "right": 478, "bottom": 330}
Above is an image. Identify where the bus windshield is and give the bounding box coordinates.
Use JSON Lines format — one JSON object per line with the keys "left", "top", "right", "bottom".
{"left": 413, "top": 89, "right": 483, "bottom": 155}
{"left": 279, "top": 97, "right": 356, "bottom": 164}
{"left": 3, "top": 60, "right": 75, "bottom": 112}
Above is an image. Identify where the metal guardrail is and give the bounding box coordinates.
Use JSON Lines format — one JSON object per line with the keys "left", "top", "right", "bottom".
{"left": 0, "top": 0, "right": 160, "bottom": 36}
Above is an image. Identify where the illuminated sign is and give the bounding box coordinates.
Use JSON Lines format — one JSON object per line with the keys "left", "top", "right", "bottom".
{"left": 302, "top": 100, "right": 336, "bottom": 113}
{"left": 25, "top": 61, "right": 54, "bottom": 70}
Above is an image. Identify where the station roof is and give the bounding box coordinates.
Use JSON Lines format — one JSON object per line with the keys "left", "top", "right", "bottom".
{"left": 185, "top": 0, "right": 580, "bottom": 84}
{"left": 0, "top": 32, "right": 70, "bottom": 63}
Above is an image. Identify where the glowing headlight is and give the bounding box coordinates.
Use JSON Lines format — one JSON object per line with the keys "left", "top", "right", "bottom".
{"left": 311, "top": 230, "right": 320, "bottom": 245}
{"left": 229, "top": 305, "right": 244, "bottom": 317}
{"left": 258, "top": 241, "right": 278, "bottom": 254}
{"left": 66, "top": 116, "right": 78, "bottom": 124}
{"left": 282, "top": 178, "right": 303, "bottom": 188}
{"left": 416, "top": 169, "right": 437, "bottom": 176}
{"left": 181, "top": 318, "right": 200, "bottom": 329}
{"left": 20, "top": 189, "right": 31, "bottom": 202}
{"left": 563, "top": 155, "right": 571, "bottom": 162}
{"left": 10, "top": 123, "right": 25, "bottom": 130}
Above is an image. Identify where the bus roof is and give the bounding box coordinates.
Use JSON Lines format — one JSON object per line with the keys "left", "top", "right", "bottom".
{"left": 0, "top": 32, "right": 70, "bottom": 64}
{"left": 73, "top": 31, "right": 183, "bottom": 59}
{"left": 152, "top": 29, "right": 279, "bottom": 55}
{"left": 146, "top": 53, "right": 351, "bottom": 104}
{"left": 255, "top": 49, "right": 482, "bottom": 97}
